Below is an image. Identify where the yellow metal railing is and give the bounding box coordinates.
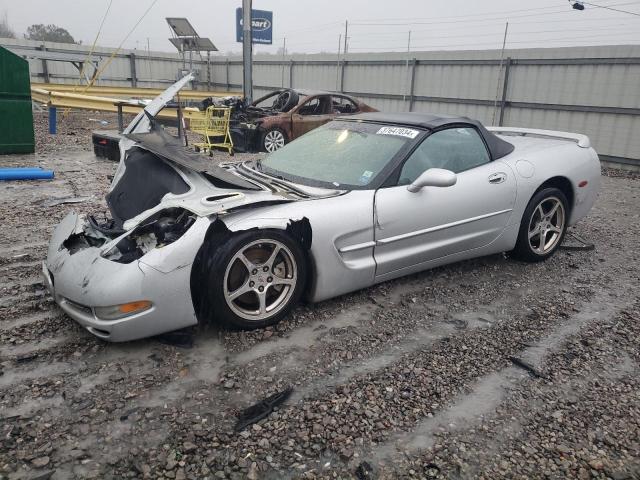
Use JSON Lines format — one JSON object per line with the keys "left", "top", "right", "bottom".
{"left": 31, "top": 87, "right": 203, "bottom": 120}
{"left": 31, "top": 83, "right": 239, "bottom": 101}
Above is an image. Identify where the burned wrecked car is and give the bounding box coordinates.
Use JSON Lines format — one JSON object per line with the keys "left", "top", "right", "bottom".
{"left": 44, "top": 75, "right": 601, "bottom": 342}
{"left": 201, "top": 88, "right": 376, "bottom": 153}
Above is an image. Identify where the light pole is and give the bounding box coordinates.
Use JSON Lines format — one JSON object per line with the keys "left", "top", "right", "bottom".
{"left": 242, "top": 0, "right": 253, "bottom": 103}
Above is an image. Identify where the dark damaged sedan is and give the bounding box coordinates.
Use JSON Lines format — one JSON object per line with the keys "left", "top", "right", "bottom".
{"left": 218, "top": 88, "right": 377, "bottom": 152}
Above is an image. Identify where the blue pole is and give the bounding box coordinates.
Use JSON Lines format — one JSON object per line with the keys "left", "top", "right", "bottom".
{"left": 49, "top": 106, "right": 57, "bottom": 135}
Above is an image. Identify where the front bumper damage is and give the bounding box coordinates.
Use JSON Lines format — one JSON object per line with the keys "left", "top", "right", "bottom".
{"left": 44, "top": 212, "right": 208, "bottom": 342}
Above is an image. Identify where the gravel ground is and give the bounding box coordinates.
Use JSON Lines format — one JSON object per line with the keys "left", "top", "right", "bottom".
{"left": 0, "top": 114, "right": 638, "bottom": 480}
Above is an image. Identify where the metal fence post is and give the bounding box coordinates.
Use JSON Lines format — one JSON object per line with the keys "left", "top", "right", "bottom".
{"left": 408, "top": 59, "right": 418, "bottom": 112}
{"left": 129, "top": 53, "right": 137, "bottom": 87}
{"left": 117, "top": 104, "right": 124, "bottom": 133}
{"left": 40, "top": 44, "right": 50, "bottom": 83}
{"left": 289, "top": 59, "right": 294, "bottom": 88}
{"left": 48, "top": 107, "right": 57, "bottom": 134}
{"left": 498, "top": 57, "right": 512, "bottom": 126}
{"left": 226, "top": 59, "right": 230, "bottom": 90}
{"left": 339, "top": 60, "right": 346, "bottom": 93}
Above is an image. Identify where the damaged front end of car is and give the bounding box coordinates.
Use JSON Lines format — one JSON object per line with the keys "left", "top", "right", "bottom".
{"left": 41, "top": 75, "right": 243, "bottom": 341}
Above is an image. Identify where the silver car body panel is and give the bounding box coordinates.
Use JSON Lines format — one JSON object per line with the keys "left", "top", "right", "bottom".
{"left": 44, "top": 76, "right": 601, "bottom": 341}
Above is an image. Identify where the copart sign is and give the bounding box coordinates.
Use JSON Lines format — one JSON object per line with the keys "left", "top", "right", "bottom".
{"left": 236, "top": 8, "right": 273, "bottom": 45}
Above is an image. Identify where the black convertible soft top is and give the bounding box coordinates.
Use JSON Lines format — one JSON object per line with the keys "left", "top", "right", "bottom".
{"left": 347, "top": 112, "right": 515, "bottom": 160}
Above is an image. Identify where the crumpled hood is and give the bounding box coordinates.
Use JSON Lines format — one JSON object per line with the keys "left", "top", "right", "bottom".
{"left": 107, "top": 149, "right": 300, "bottom": 231}
{"left": 106, "top": 73, "right": 343, "bottom": 231}
{"left": 125, "top": 127, "right": 261, "bottom": 191}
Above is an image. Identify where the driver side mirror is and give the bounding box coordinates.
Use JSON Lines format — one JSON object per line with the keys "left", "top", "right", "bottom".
{"left": 407, "top": 168, "right": 457, "bottom": 193}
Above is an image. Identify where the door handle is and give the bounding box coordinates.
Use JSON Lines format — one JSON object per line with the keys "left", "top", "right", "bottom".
{"left": 488, "top": 172, "right": 507, "bottom": 184}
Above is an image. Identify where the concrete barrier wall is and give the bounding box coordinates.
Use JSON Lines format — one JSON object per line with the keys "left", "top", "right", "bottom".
{"left": 2, "top": 38, "right": 638, "bottom": 167}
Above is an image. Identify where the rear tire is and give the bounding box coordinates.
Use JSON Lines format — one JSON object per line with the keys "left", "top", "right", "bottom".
{"left": 203, "top": 230, "right": 306, "bottom": 329}
{"left": 512, "top": 187, "right": 569, "bottom": 262}
{"left": 262, "top": 128, "right": 288, "bottom": 152}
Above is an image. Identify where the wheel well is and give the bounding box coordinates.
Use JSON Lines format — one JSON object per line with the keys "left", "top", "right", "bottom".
{"left": 535, "top": 176, "right": 574, "bottom": 214}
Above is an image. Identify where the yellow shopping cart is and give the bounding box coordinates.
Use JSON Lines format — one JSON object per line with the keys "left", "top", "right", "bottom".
{"left": 190, "top": 106, "right": 234, "bottom": 155}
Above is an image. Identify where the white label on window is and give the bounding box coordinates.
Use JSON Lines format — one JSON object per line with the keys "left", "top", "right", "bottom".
{"left": 377, "top": 126, "right": 419, "bottom": 138}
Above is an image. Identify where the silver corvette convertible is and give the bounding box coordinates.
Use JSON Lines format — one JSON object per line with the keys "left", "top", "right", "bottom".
{"left": 44, "top": 77, "right": 601, "bottom": 342}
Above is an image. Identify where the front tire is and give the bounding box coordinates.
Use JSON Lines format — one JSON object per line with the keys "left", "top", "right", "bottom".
{"left": 204, "top": 230, "right": 306, "bottom": 329}
{"left": 512, "top": 187, "right": 569, "bottom": 262}
{"left": 262, "top": 128, "right": 287, "bottom": 152}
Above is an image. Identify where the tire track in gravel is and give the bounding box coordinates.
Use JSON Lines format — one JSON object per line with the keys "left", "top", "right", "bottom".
{"left": 385, "top": 302, "right": 640, "bottom": 479}
{"left": 370, "top": 285, "right": 622, "bottom": 464}
{"left": 0, "top": 310, "right": 57, "bottom": 331}
{"left": 225, "top": 250, "right": 607, "bottom": 478}
{"left": 0, "top": 275, "right": 43, "bottom": 291}
{"left": 0, "top": 242, "right": 47, "bottom": 257}
{"left": 0, "top": 259, "right": 43, "bottom": 273}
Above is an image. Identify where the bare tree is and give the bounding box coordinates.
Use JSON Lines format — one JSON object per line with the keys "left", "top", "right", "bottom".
{"left": 0, "top": 11, "right": 15, "bottom": 38}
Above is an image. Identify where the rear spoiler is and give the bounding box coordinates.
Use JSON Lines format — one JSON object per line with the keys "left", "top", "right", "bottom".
{"left": 487, "top": 127, "right": 590, "bottom": 148}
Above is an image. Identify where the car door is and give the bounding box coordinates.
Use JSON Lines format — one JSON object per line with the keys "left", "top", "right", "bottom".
{"left": 374, "top": 126, "right": 516, "bottom": 277}
{"left": 291, "top": 95, "right": 334, "bottom": 138}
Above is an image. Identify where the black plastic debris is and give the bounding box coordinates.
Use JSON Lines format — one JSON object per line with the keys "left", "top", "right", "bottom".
{"left": 15, "top": 353, "right": 38, "bottom": 364}
{"left": 234, "top": 387, "right": 293, "bottom": 432}
{"left": 355, "top": 461, "right": 375, "bottom": 480}
{"left": 509, "top": 356, "right": 546, "bottom": 379}
{"left": 155, "top": 330, "right": 194, "bottom": 349}
{"left": 560, "top": 232, "right": 595, "bottom": 251}
{"left": 41, "top": 196, "right": 90, "bottom": 207}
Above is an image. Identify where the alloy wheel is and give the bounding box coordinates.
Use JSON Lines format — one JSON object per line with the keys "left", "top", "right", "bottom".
{"left": 264, "top": 130, "right": 285, "bottom": 152}
{"left": 527, "top": 196, "right": 565, "bottom": 255}
{"left": 223, "top": 239, "right": 297, "bottom": 321}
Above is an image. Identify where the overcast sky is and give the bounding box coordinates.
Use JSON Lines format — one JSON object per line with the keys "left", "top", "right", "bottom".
{"left": 1, "top": 0, "right": 639, "bottom": 55}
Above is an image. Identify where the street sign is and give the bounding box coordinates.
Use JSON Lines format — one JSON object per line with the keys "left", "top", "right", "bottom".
{"left": 236, "top": 8, "right": 273, "bottom": 45}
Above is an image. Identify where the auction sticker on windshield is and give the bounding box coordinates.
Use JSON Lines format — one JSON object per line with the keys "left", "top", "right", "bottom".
{"left": 376, "top": 126, "right": 419, "bottom": 138}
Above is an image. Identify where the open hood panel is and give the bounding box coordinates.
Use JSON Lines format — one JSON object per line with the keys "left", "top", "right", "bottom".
{"left": 125, "top": 128, "right": 261, "bottom": 191}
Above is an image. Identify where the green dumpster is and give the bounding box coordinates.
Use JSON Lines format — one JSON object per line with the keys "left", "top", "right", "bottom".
{"left": 0, "top": 46, "right": 35, "bottom": 154}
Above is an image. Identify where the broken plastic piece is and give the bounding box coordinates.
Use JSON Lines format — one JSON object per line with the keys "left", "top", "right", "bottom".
{"left": 234, "top": 387, "right": 293, "bottom": 432}
{"left": 42, "top": 196, "right": 90, "bottom": 207}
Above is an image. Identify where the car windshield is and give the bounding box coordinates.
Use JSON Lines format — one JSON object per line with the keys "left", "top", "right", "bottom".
{"left": 259, "top": 121, "right": 418, "bottom": 189}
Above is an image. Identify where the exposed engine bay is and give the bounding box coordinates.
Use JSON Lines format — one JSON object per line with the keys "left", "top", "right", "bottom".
{"left": 197, "top": 89, "right": 301, "bottom": 152}
{"left": 62, "top": 208, "right": 197, "bottom": 264}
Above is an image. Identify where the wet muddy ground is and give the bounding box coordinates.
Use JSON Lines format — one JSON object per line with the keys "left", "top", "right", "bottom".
{"left": 0, "top": 119, "right": 639, "bottom": 479}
